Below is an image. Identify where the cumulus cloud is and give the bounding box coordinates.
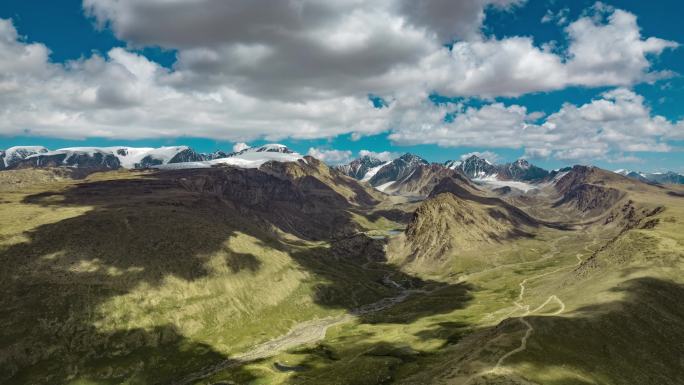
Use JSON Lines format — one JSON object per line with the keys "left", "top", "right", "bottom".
{"left": 388, "top": 102, "right": 534, "bottom": 148}
{"left": 391, "top": 88, "right": 683, "bottom": 162}
{"left": 80, "top": 1, "right": 677, "bottom": 100}
{"left": 359, "top": 150, "right": 401, "bottom": 162}
{"left": 232, "top": 142, "right": 250, "bottom": 152}
{"left": 398, "top": 0, "right": 526, "bottom": 42}
{"left": 0, "top": 19, "right": 389, "bottom": 140}
{"left": 0, "top": 1, "right": 679, "bottom": 161}
{"left": 307, "top": 147, "right": 353, "bottom": 165}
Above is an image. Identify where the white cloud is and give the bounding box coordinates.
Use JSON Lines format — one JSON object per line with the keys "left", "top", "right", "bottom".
{"left": 415, "top": 8, "right": 678, "bottom": 98}
{"left": 359, "top": 150, "right": 400, "bottom": 162}
{"left": 523, "top": 147, "right": 552, "bottom": 159}
{"left": 562, "top": 9, "right": 678, "bottom": 87}
{"left": 0, "top": 19, "right": 390, "bottom": 141}
{"left": 0, "top": 2, "right": 679, "bottom": 154}
{"left": 232, "top": 142, "right": 250, "bottom": 152}
{"left": 307, "top": 147, "right": 353, "bottom": 165}
{"left": 390, "top": 88, "right": 683, "bottom": 162}
{"left": 388, "top": 102, "right": 534, "bottom": 148}
{"left": 541, "top": 8, "right": 569, "bottom": 25}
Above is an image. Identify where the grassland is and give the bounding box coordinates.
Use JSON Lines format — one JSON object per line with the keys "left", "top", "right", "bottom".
{"left": 0, "top": 169, "right": 399, "bottom": 384}
{"left": 1, "top": 169, "right": 683, "bottom": 385}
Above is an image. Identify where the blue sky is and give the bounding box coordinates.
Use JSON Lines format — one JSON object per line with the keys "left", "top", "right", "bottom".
{"left": 0, "top": 0, "right": 682, "bottom": 171}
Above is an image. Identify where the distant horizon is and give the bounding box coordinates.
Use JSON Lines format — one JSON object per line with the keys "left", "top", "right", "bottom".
{"left": 1, "top": 139, "right": 681, "bottom": 174}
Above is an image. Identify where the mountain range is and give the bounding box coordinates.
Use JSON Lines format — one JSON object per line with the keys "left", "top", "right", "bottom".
{"left": 335, "top": 152, "right": 683, "bottom": 189}
{"left": 615, "top": 169, "right": 684, "bottom": 185}
{"left": 0, "top": 144, "right": 297, "bottom": 171}
{"left": 3, "top": 145, "right": 682, "bottom": 192}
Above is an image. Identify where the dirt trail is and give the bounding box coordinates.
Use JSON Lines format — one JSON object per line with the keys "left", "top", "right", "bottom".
{"left": 173, "top": 261, "right": 420, "bottom": 385}
{"left": 463, "top": 236, "right": 597, "bottom": 383}
{"left": 494, "top": 241, "right": 591, "bottom": 369}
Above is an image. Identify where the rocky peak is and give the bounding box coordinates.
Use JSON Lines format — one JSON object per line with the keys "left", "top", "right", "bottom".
{"left": 396, "top": 153, "right": 429, "bottom": 168}
{"left": 230, "top": 144, "right": 295, "bottom": 157}
{"left": 254, "top": 144, "right": 293, "bottom": 154}
{"left": 202, "top": 150, "right": 229, "bottom": 160}
{"left": 459, "top": 155, "right": 497, "bottom": 179}
{"left": 333, "top": 155, "right": 386, "bottom": 180}
{"left": 512, "top": 159, "right": 530, "bottom": 169}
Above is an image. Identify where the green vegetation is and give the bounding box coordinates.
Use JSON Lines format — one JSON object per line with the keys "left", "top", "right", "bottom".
{"left": 1, "top": 167, "right": 682, "bottom": 384}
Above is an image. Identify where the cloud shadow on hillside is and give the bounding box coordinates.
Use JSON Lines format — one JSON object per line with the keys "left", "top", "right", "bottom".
{"left": 1, "top": 167, "right": 477, "bottom": 384}
{"left": 274, "top": 277, "right": 684, "bottom": 384}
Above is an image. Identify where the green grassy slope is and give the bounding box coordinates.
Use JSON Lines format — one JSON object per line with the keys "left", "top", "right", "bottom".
{"left": 0, "top": 168, "right": 410, "bottom": 384}
{"left": 1, "top": 167, "right": 682, "bottom": 385}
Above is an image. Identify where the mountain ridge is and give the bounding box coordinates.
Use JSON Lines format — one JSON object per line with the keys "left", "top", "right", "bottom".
{"left": 4, "top": 145, "right": 683, "bottom": 186}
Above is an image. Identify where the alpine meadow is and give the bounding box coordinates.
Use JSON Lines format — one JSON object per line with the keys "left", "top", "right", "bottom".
{"left": 1, "top": 1, "right": 683, "bottom": 385}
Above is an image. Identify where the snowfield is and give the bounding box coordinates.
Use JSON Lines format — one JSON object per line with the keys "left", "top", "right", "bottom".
{"left": 3, "top": 146, "right": 49, "bottom": 167}
{"left": 7, "top": 144, "right": 305, "bottom": 170}
{"left": 361, "top": 162, "right": 390, "bottom": 182}
{"left": 374, "top": 181, "right": 396, "bottom": 192}
{"left": 23, "top": 146, "right": 193, "bottom": 168}
{"left": 159, "top": 144, "right": 304, "bottom": 170}
{"left": 472, "top": 176, "right": 539, "bottom": 193}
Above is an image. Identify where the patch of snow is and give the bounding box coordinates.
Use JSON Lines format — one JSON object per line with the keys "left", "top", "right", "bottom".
{"left": 155, "top": 161, "right": 207, "bottom": 170}
{"left": 111, "top": 146, "right": 189, "bottom": 168}
{"left": 375, "top": 181, "right": 396, "bottom": 192}
{"left": 552, "top": 171, "right": 569, "bottom": 182}
{"left": 476, "top": 173, "right": 499, "bottom": 181}
{"left": 445, "top": 160, "right": 462, "bottom": 169}
{"left": 209, "top": 150, "right": 303, "bottom": 168}
{"left": 472, "top": 178, "right": 538, "bottom": 193}
{"left": 515, "top": 160, "right": 530, "bottom": 169}
{"left": 361, "top": 162, "right": 389, "bottom": 182}
{"left": 258, "top": 143, "right": 288, "bottom": 152}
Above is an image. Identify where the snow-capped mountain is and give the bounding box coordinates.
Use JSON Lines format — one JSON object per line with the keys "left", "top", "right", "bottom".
{"left": 0, "top": 144, "right": 306, "bottom": 171}
{"left": 203, "top": 150, "right": 229, "bottom": 160}
{"left": 336, "top": 153, "right": 429, "bottom": 186}
{"left": 114, "top": 146, "right": 205, "bottom": 168}
{"left": 500, "top": 159, "right": 550, "bottom": 181}
{"left": 335, "top": 153, "right": 457, "bottom": 195}
{"left": 0, "top": 146, "right": 49, "bottom": 169}
{"left": 158, "top": 144, "right": 305, "bottom": 170}
{"left": 19, "top": 148, "right": 121, "bottom": 169}
{"left": 12, "top": 146, "right": 205, "bottom": 170}
{"left": 614, "top": 169, "right": 684, "bottom": 185}
{"left": 367, "top": 153, "right": 429, "bottom": 186}
{"left": 333, "top": 155, "right": 387, "bottom": 180}
{"left": 338, "top": 152, "right": 530, "bottom": 195}
{"left": 445, "top": 155, "right": 549, "bottom": 182}
{"left": 244, "top": 143, "right": 294, "bottom": 154}
{"left": 443, "top": 159, "right": 462, "bottom": 169}
{"left": 452, "top": 155, "right": 498, "bottom": 179}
